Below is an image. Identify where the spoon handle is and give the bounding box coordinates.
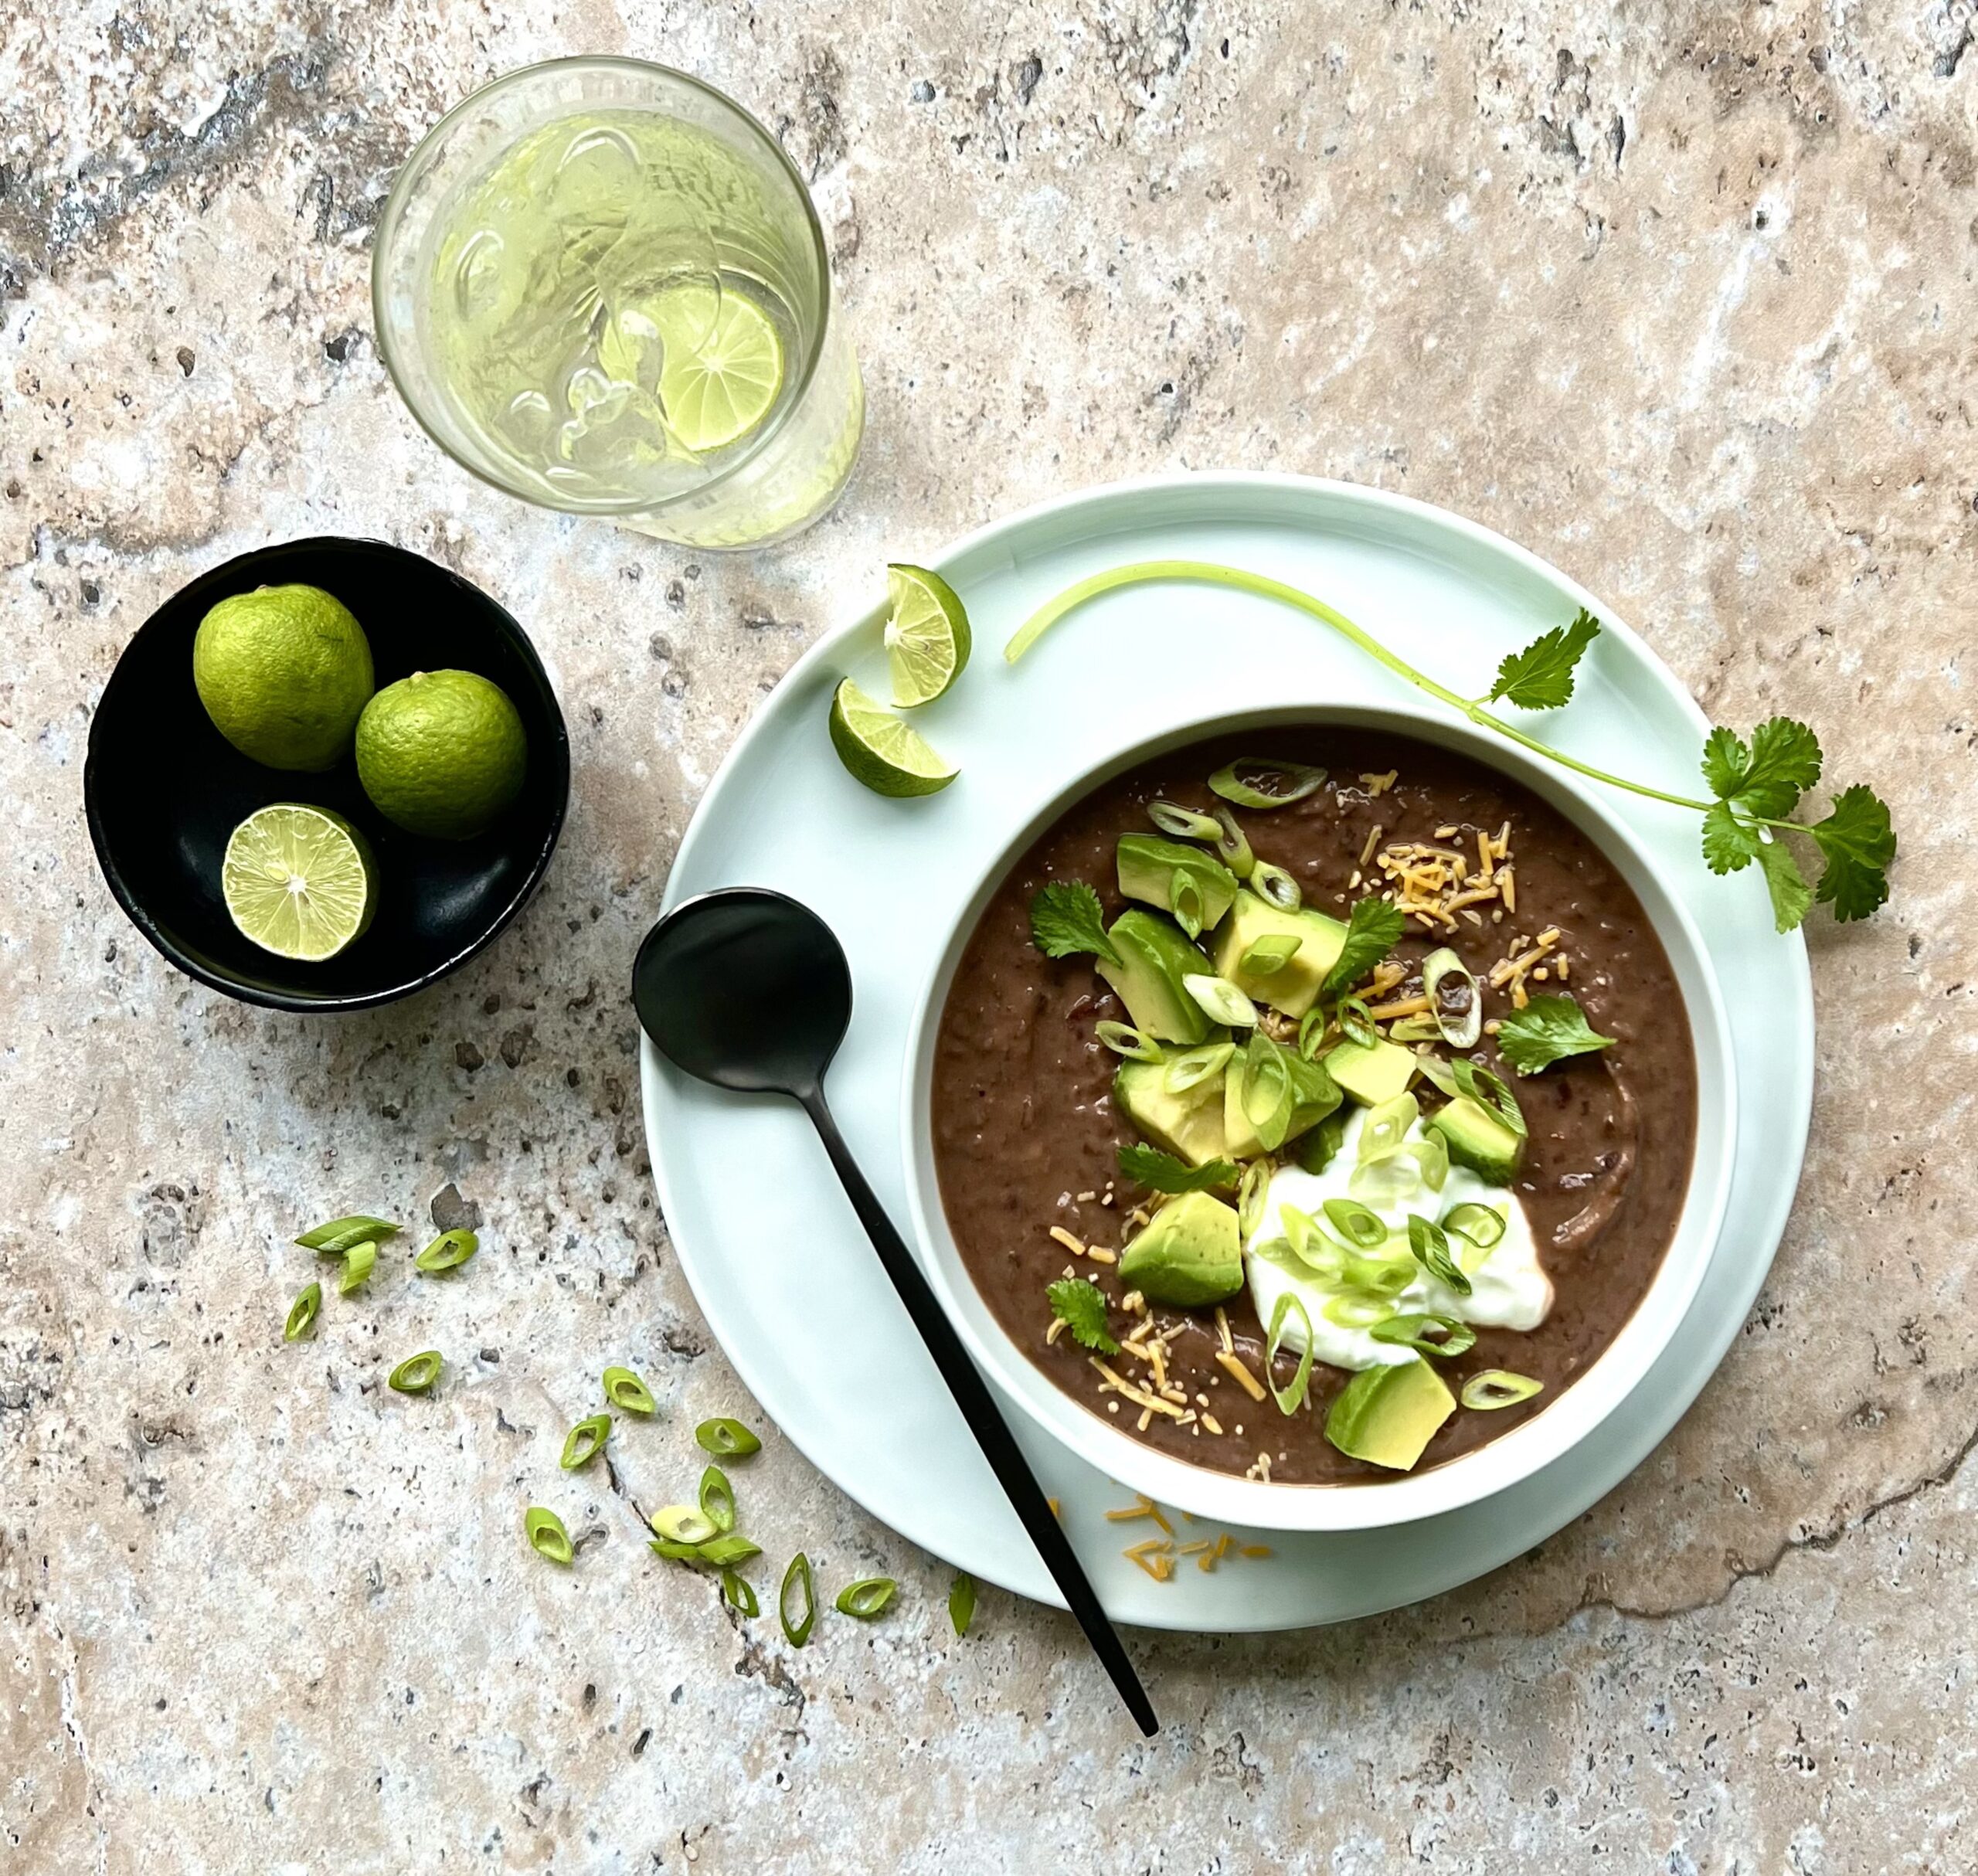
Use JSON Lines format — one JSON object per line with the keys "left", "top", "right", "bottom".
{"left": 800, "top": 1089, "right": 1159, "bottom": 1737}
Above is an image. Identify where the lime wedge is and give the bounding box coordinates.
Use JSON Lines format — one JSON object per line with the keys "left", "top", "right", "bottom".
{"left": 883, "top": 563, "right": 972, "bottom": 708}
{"left": 828, "top": 678, "right": 958, "bottom": 797}
{"left": 650, "top": 284, "right": 785, "bottom": 452}
{"left": 222, "top": 804, "right": 377, "bottom": 961}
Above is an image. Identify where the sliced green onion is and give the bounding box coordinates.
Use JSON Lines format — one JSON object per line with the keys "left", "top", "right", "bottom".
{"left": 1410, "top": 1130, "right": 1450, "bottom": 1195}
{"left": 1251, "top": 861, "right": 1303, "bottom": 912}
{"left": 695, "top": 1417, "right": 762, "bottom": 1458}
{"left": 1210, "top": 804, "right": 1255, "bottom": 879}
{"left": 1183, "top": 974, "right": 1257, "bottom": 1028}
{"left": 652, "top": 1504, "right": 719, "bottom": 1545}
{"left": 949, "top": 1571, "right": 977, "bottom": 1636}
{"left": 603, "top": 1365, "right": 658, "bottom": 1415}
{"left": 1296, "top": 1007, "right": 1329, "bottom": 1059}
{"left": 1208, "top": 757, "right": 1327, "bottom": 811}
{"left": 1370, "top": 1313, "right": 1478, "bottom": 1358}
{"left": 1442, "top": 1201, "right": 1507, "bottom": 1251}
{"left": 1322, "top": 1198, "right": 1388, "bottom": 1250}
{"left": 1453, "top": 1057, "right": 1528, "bottom": 1137}
{"left": 560, "top": 1413, "right": 611, "bottom": 1470}
{"left": 1341, "top": 1253, "right": 1416, "bottom": 1297}
{"left": 1264, "top": 1292, "right": 1316, "bottom": 1414}
{"left": 1240, "top": 1041, "right": 1297, "bottom": 1150}
{"left": 337, "top": 1240, "right": 377, "bottom": 1295}
{"left": 1237, "top": 1159, "right": 1273, "bottom": 1240}
{"left": 1323, "top": 1293, "right": 1396, "bottom": 1328}
{"left": 1358, "top": 1093, "right": 1420, "bottom": 1164}
{"left": 1148, "top": 800, "right": 1222, "bottom": 841}
{"left": 1348, "top": 1153, "right": 1422, "bottom": 1208}
{"left": 1408, "top": 1215, "right": 1473, "bottom": 1297}
{"left": 698, "top": 1465, "right": 736, "bottom": 1534}
{"left": 1096, "top": 1021, "right": 1164, "bottom": 1062}
{"left": 834, "top": 1576, "right": 899, "bottom": 1619}
{"left": 1239, "top": 933, "right": 1303, "bottom": 975}
{"left": 722, "top": 1568, "right": 759, "bottom": 1615}
{"left": 525, "top": 1507, "right": 574, "bottom": 1566}
{"left": 1170, "top": 869, "right": 1206, "bottom": 940}
{"left": 1164, "top": 1041, "right": 1235, "bottom": 1094}
{"left": 1414, "top": 1054, "right": 1458, "bottom": 1098}
{"left": 1337, "top": 995, "right": 1379, "bottom": 1049}
{"left": 388, "top": 1350, "right": 442, "bottom": 1395}
{"left": 284, "top": 1282, "right": 321, "bottom": 1342}
{"left": 1387, "top": 1013, "right": 1441, "bottom": 1043}
{"left": 414, "top": 1228, "right": 478, "bottom": 1274}
{"left": 780, "top": 1553, "right": 817, "bottom": 1647}
{"left": 1422, "top": 947, "right": 1482, "bottom": 1049}
{"left": 1461, "top": 1369, "right": 1545, "bottom": 1411}
{"left": 698, "top": 1534, "right": 762, "bottom": 1568}
{"left": 650, "top": 1538, "right": 702, "bottom": 1560}
{"left": 296, "top": 1215, "right": 396, "bottom": 1255}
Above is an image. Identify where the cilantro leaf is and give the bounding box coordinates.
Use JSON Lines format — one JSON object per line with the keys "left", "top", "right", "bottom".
{"left": 1319, "top": 895, "right": 1405, "bottom": 1001}
{"left": 1699, "top": 800, "right": 1761, "bottom": 875}
{"left": 1810, "top": 784, "right": 1895, "bottom": 922}
{"left": 1487, "top": 609, "right": 1601, "bottom": 711}
{"left": 1700, "top": 726, "right": 1749, "bottom": 800}
{"left": 1755, "top": 839, "right": 1813, "bottom": 933}
{"left": 1117, "top": 1142, "right": 1237, "bottom": 1193}
{"left": 1701, "top": 717, "right": 1822, "bottom": 820}
{"left": 1029, "top": 881, "right": 1117, "bottom": 963}
{"left": 1045, "top": 1277, "right": 1118, "bottom": 1354}
{"left": 1494, "top": 993, "right": 1616, "bottom": 1076}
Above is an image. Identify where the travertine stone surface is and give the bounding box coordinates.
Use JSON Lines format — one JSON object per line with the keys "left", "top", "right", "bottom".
{"left": 3, "top": 4, "right": 1973, "bottom": 1871}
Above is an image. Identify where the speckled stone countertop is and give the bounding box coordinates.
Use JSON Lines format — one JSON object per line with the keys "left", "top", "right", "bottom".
{"left": 4, "top": 5, "right": 1974, "bottom": 1871}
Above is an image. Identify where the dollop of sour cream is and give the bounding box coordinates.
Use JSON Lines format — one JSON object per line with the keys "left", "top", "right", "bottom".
{"left": 1246, "top": 1104, "right": 1552, "bottom": 1372}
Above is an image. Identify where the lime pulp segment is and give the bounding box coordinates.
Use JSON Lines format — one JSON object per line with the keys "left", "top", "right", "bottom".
{"left": 222, "top": 804, "right": 376, "bottom": 961}
{"left": 828, "top": 678, "right": 958, "bottom": 797}
{"left": 883, "top": 563, "right": 973, "bottom": 708}
{"left": 652, "top": 284, "right": 786, "bottom": 453}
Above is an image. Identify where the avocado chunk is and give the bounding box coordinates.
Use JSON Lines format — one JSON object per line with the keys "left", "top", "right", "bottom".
{"left": 1222, "top": 1042, "right": 1344, "bottom": 1158}
{"left": 1114, "top": 1059, "right": 1229, "bottom": 1168}
{"left": 1118, "top": 1190, "right": 1245, "bottom": 1307}
{"left": 1116, "top": 835, "right": 1239, "bottom": 933}
{"left": 1324, "top": 1358, "right": 1456, "bottom": 1470}
{"left": 1326, "top": 1036, "right": 1417, "bottom": 1108}
{"left": 1210, "top": 890, "right": 1348, "bottom": 1018}
{"left": 1426, "top": 1093, "right": 1525, "bottom": 1184}
{"left": 1096, "top": 909, "right": 1214, "bottom": 1045}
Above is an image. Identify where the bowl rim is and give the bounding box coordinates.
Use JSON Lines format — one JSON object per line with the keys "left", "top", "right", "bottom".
{"left": 899, "top": 700, "right": 1740, "bottom": 1533}
{"left": 82, "top": 534, "right": 571, "bottom": 1013}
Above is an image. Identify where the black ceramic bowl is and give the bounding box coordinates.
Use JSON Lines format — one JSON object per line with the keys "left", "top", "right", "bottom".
{"left": 84, "top": 536, "right": 570, "bottom": 1011}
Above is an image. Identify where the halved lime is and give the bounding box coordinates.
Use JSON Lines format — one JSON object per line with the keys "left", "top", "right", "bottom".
{"left": 883, "top": 564, "right": 972, "bottom": 708}
{"left": 651, "top": 284, "right": 785, "bottom": 452}
{"left": 222, "top": 804, "right": 377, "bottom": 961}
{"left": 827, "top": 678, "right": 958, "bottom": 798}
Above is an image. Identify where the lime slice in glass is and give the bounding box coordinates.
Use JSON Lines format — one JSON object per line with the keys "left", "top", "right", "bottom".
{"left": 883, "top": 563, "right": 972, "bottom": 708}
{"left": 222, "top": 804, "right": 377, "bottom": 961}
{"left": 827, "top": 678, "right": 958, "bottom": 798}
{"left": 650, "top": 284, "right": 785, "bottom": 452}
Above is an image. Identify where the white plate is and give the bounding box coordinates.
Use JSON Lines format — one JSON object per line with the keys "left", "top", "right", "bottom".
{"left": 639, "top": 473, "right": 1813, "bottom": 1631}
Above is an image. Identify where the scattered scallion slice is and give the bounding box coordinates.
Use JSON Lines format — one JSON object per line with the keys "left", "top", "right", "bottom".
{"left": 388, "top": 1350, "right": 442, "bottom": 1395}
{"left": 1148, "top": 800, "right": 1222, "bottom": 841}
{"left": 1210, "top": 804, "right": 1254, "bottom": 878}
{"left": 1442, "top": 1201, "right": 1507, "bottom": 1252}
{"left": 780, "top": 1552, "right": 817, "bottom": 1647}
{"left": 1251, "top": 861, "right": 1302, "bottom": 912}
{"left": 698, "top": 1534, "right": 761, "bottom": 1568}
{"left": 1096, "top": 1021, "right": 1164, "bottom": 1062}
{"left": 1370, "top": 1313, "right": 1478, "bottom": 1358}
{"left": 1410, "top": 1130, "right": 1450, "bottom": 1195}
{"left": 1407, "top": 1215, "right": 1472, "bottom": 1296}
{"left": 652, "top": 1504, "right": 719, "bottom": 1545}
{"left": 284, "top": 1282, "right": 321, "bottom": 1342}
{"left": 1321, "top": 1198, "right": 1388, "bottom": 1249}
{"left": 1358, "top": 1093, "right": 1419, "bottom": 1164}
{"left": 1341, "top": 1253, "right": 1416, "bottom": 1298}
{"left": 1296, "top": 1006, "right": 1330, "bottom": 1060}
{"left": 1237, "top": 1159, "right": 1273, "bottom": 1239}
{"left": 834, "top": 1576, "right": 899, "bottom": 1619}
{"left": 1264, "top": 1292, "right": 1316, "bottom": 1414}
{"left": 1454, "top": 1058, "right": 1528, "bottom": 1137}
{"left": 1422, "top": 948, "right": 1482, "bottom": 1049}
{"left": 296, "top": 1215, "right": 397, "bottom": 1255}
{"left": 603, "top": 1365, "right": 658, "bottom": 1415}
{"left": 949, "top": 1571, "right": 977, "bottom": 1636}
{"left": 337, "top": 1239, "right": 377, "bottom": 1295}
{"left": 1164, "top": 1041, "right": 1235, "bottom": 1093}
{"left": 561, "top": 1413, "right": 611, "bottom": 1470}
{"left": 1323, "top": 1293, "right": 1395, "bottom": 1328}
{"left": 1337, "top": 995, "right": 1378, "bottom": 1049}
{"left": 525, "top": 1507, "right": 573, "bottom": 1566}
{"left": 1461, "top": 1369, "right": 1545, "bottom": 1411}
{"left": 1240, "top": 1041, "right": 1295, "bottom": 1147}
{"left": 695, "top": 1417, "right": 762, "bottom": 1458}
{"left": 1208, "top": 757, "right": 1327, "bottom": 811}
{"left": 722, "top": 1568, "right": 759, "bottom": 1615}
{"left": 651, "top": 1538, "right": 702, "bottom": 1560}
{"left": 1386, "top": 1013, "right": 1441, "bottom": 1043}
{"left": 414, "top": 1228, "right": 478, "bottom": 1274}
{"left": 1239, "top": 933, "right": 1303, "bottom": 975}
{"left": 1170, "top": 869, "right": 1207, "bottom": 940}
{"left": 1183, "top": 974, "right": 1257, "bottom": 1028}
{"left": 698, "top": 1465, "right": 736, "bottom": 1534}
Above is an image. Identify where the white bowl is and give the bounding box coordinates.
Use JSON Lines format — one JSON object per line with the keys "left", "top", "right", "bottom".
{"left": 900, "top": 703, "right": 1738, "bottom": 1534}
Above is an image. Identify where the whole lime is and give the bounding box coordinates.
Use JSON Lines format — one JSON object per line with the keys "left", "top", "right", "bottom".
{"left": 192, "top": 584, "right": 375, "bottom": 771}
{"left": 355, "top": 670, "right": 528, "bottom": 840}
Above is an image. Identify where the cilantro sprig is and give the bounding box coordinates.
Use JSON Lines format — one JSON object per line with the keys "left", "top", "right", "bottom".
{"left": 1028, "top": 881, "right": 1117, "bottom": 963}
{"left": 1116, "top": 1142, "right": 1236, "bottom": 1193}
{"left": 1045, "top": 1276, "right": 1118, "bottom": 1354}
{"left": 1008, "top": 564, "right": 1896, "bottom": 933}
{"left": 1496, "top": 993, "right": 1614, "bottom": 1076}
{"left": 1319, "top": 895, "right": 1405, "bottom": 1001}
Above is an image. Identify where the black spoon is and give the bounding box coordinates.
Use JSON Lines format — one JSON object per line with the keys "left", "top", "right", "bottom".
{"left": 633, "top": 887, "right": 1158, "bottom": 1736}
